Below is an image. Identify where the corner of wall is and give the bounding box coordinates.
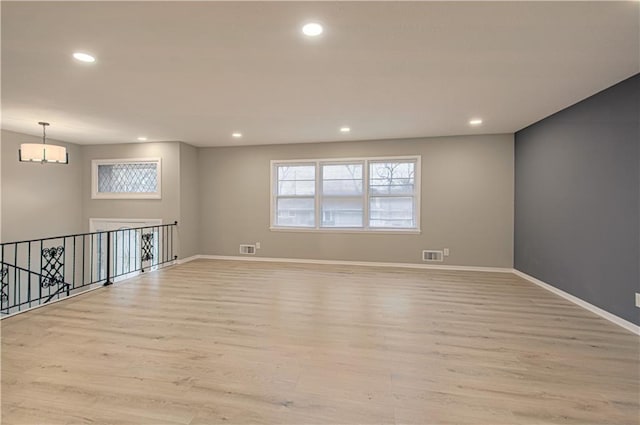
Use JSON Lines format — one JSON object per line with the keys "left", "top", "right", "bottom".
{"left": 178, "top": 142, "right": 201, "bottom": 259}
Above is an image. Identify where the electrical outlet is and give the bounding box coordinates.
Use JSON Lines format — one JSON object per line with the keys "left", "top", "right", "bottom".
{"left": 255, "top": 242, "right": 261, "bottom": 249}
{"left": 443, "top": 248, "right": 450, "bottom": 256}
{"left": 636, "top": 293, "right": 640, "bottom": 308}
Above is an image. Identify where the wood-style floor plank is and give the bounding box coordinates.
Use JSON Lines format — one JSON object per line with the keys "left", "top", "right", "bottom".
{"left": 2, "top": 260, "right": 638, "bottom": 424}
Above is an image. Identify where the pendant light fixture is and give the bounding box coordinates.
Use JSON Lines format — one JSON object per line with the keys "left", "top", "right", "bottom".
{"left": 19, "top": 122, "right": 68, "bottom": 164}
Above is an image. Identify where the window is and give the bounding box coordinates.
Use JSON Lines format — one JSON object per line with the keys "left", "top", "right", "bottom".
{"left": 92, "top": 158, "right": 162, "bottom": 199}
{"left": 321, "top": 163, "right": 364, "bottom": 227}
{"left": 271, "top": 156, "right": 420, "bottom": 232}
{"left": 274, "top": 164, "right": 315, "bottom": 227}
{"left": 369, "top": 161, "right": 416, "bottom": 229}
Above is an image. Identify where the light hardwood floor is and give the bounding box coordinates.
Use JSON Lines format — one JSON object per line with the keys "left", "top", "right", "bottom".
{"left": 1, "top": 260, "right": 638, "bottom": 424}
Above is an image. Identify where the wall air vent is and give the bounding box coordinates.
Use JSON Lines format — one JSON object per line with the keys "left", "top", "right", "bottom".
{"left": 422, "top": 250, "right": 444, "bottom": 262}
{"left": 239, "top": 244, "right": 256, "bottom": 255}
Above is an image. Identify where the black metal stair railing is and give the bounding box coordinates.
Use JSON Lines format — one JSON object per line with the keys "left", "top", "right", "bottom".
{"left": 0, "top": 221, "right": 178, "bottom": 316}
{"left": 0, "top": 262, "right": 66, "bottom": 310}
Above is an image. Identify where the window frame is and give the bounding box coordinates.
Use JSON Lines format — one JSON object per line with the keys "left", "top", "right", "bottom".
{"left": 91, "top": 157, "right": 162, "bottom": 200}
{"left": 271, "top": 161, "right": 317, "bottom": 228}
{"left": 270, "top": 156, "right": 421, "bottom": 233}
{"left": 319, "top": 160, "right": 365, "bottom": 229}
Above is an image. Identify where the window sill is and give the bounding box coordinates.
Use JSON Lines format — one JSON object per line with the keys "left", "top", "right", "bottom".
{"left": 269, "top": 227, "right": 421, "bottom": 235}
{"left": 91, "top": 193, "right": 162, "bottom": 200}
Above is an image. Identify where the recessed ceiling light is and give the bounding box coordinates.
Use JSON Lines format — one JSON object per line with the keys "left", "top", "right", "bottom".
{"left": 469, "top": 119, "right": 483, "bottom": 125}
{"left": 340, "top": 126, "right": 351, "bottom": 133}
{"left": 232, "top": 132, "right": 242, "bottom": 138}
{"left": 137, "top": 137, "right": 147, "bottom": 141}
{"left": 73, "top": 52, "right": 96, "bottom": 63}
{"left": 302, "top": 23, "right": 323, "bottom": 37}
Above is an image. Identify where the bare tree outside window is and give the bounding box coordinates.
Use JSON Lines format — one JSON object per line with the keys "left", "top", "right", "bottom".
{"left": 369, "top": 161, "right": 416, "bottom": 228}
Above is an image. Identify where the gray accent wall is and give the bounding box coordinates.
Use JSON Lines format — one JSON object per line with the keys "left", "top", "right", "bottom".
{"left": 515, "top": 74, "right": 640, "bottom": 326}
{"left": 1, "top": 130, "right": 83, "bottom": 241}
{"left": 198, "top": 134, "right": 515, "bottom": 268}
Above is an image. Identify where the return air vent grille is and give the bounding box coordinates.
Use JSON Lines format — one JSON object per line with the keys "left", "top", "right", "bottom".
{"left": 239, "top": 244, "right": 256, "bottom": 255}
{"left": 422, "top": 250, "right": 444, "bottom": 262}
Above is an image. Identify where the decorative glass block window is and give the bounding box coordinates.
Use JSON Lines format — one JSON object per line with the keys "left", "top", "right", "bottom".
{"left": 271, "top": 156, "right": 420, "bottom": 232}
{"left": 92, "top": 158, "right": 162, "bottom": 199}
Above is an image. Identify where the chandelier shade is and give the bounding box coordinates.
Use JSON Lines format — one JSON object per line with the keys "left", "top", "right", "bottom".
{"left": 18, "top": 122, "right": 68, "bottom": 164}
{"left": 19, "top": 143, "right": 68, "bottom": 163}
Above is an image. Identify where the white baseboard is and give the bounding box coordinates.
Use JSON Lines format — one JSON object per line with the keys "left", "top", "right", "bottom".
{"left": 175, "top": 255, "right": 640, "bottom": 335}
{"left": 176, "top": 255, "right": 200, "bottom": 265}
{"left": 7, "top": 253, "right": 637, "bottom": 336}
{"left": 188, "top": 254, "right": 513, "bottom": 273}
{"left": 513, "top": 269, "right": 640, "bottom": 335}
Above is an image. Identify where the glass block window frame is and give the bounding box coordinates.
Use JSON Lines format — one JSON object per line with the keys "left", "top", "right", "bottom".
{"left": 270, "top": 156, "right": 421, "bottom": 233}
{"left": 91, "top": 158, "right": 162, "bottom": 199}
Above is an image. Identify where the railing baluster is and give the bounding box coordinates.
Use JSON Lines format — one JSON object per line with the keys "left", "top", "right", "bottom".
{"left": 39, "top": 240, "right": 43, "bottom": 307}
{"left": 135, "top": 229, "right": 139, "bottom": 272}
{"left": 172, "top": 224, "right": 174, "bottom": 260}
{"left": 126, "top": 229, "right": 129, "bottom": 274}
{"left": 127, "top": 229, "right": 131, "bottom": 274}
{"left": 62, "top": 237, "right": 67, "bottom": 298}
{"left": 130, "top": 229, "right": 134, "bottom": 274}
{"left": 104, "top": 231, "right": 113, "bottom": 286}
{"left": 27, "top": 242, "right": 32, "bottom": 304}
{"left": 14, "top": 269, "right": 18, "bottom": 311}
{"left": 114, "top": 230, "right": 118, "bottom": 277}
{"left": 82, "top": 234, "right": 86, "bottom": 287}
{"left": 13, "top": 243, "right": 18, "bottom": 308}
{"left": 72, "top": 236, "right": 77, "bottom": 290}
{"left": 90, "top": 234, "right": 94, "bottom": 283}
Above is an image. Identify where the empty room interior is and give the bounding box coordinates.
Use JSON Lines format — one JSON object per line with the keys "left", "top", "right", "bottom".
{"left": 1, "top": 1, "right": 639, "bottom": 424}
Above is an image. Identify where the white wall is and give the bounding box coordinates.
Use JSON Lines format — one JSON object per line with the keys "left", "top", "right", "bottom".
{"left": 1, "top": 135, "right": 196, "bottom": 259}
{"left": 179, "top": 142, "right": 200, "bottom": 258}
{"left": 1, "top": 130, "right": 83, "bottom": 241}
{"left": 80, "top": 142, "right": 181, "bottom": 231}
{"left": 198, "top": 134, "right": 515, "bottom": 268}
{"left": 1, "top": 130, "right": 515, "bottom": 268}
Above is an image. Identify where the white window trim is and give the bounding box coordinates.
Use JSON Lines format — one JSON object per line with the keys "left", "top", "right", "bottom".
{"left": 91, "top": 158, "right": 162, "bottom": 200}
{"left": 270, "top": 155, "right": 421, "bottom": 233}
{"left": 89, "top": 218, "right": 163, "bottom": 231}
